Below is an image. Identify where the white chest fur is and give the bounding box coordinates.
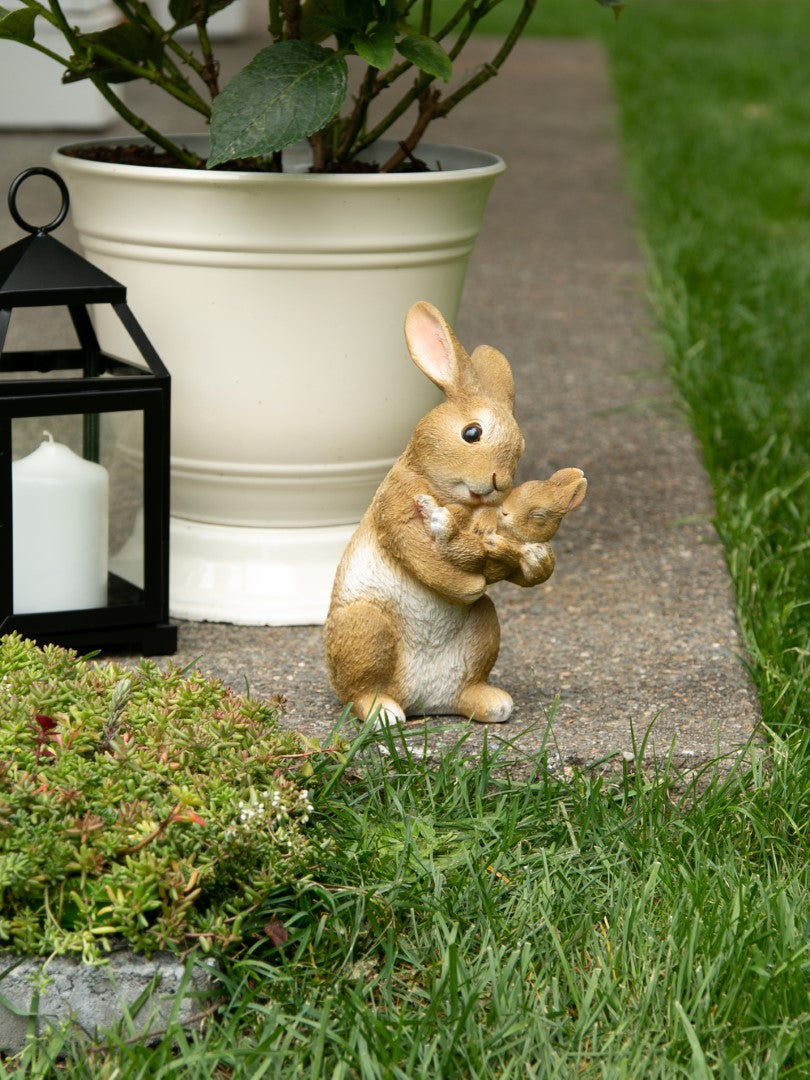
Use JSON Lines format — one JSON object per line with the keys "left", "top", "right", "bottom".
{"left": 338, "top": 531, "right": 473, "bottom": 714}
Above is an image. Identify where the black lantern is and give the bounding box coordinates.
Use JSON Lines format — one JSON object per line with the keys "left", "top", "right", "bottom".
{"left": 0, "top": 167, "right": 176, "bottom": 654}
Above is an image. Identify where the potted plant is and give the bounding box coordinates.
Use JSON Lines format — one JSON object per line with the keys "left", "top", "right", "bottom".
{"left": 0, "top": 0, "right": 620, "bottom": 627}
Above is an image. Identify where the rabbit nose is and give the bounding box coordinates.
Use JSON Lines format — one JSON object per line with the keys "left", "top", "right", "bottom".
{"left": 470, "top": 479, "right": 496, "bottom": 497}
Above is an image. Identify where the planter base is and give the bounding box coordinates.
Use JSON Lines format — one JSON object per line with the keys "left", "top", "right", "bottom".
{"left": 169, "top": 518, "right": 352, "bottom": 626}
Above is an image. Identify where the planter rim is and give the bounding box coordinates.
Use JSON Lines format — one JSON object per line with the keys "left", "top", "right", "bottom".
{"left": 52, "top": 136, "right": 506, "bottom": 186}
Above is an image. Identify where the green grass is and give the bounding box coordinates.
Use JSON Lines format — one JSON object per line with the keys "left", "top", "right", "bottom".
{"left": 602, "top": 0, "right": 810, "bottom": 729}
{"left": 4, "top": 2, "right": 810, "bottom": 1075}
{"left": 8, "top": 723, "right": 810, "bottom": 1077}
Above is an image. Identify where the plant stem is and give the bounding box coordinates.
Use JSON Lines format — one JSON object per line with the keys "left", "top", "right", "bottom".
{"left": 380, "top": 0, "right": 537, "bottom": 171}
{"left": 280, "top": 0, "right": 301, "bottom": 39}
{"left": 193, "top": 0, "right": 220, "bottom": 99}
{"left": 350, "top": 0, "right": 495, "bottom": 162}
{"left": 336, "top": 65, "right": 378, "bottom": 161}
{"left": 111, "top": 0, "right": 212, "bottom": 107}
{"left": 118, "top": 804, "right": 181, "bottom": 856}
{"left": 73, "top": 38, "right": 212, "bottom": 115}
{"left": 42, "top": 0, "right": 206, "bottom": 165}
{"left": 358, "top": 1, "right": 474, "bottom": 109}
{"left": 309, "top": 131, "right": 328, "bottom": 171}
{"left": 268, "top": 0, "right": 282, "bottom": 40}
{"left": 355, "top": 71, "right": 434, "bottom": 157}
{"left": 434, "top": 0, "right": 483, "bottom": 44}
{"left": 379, "top": 90, "right": 440, "bottom": 172}
{"left": 421, "top": 0, "right": 432, "bottom": 35}
{"left": 439, "top": 0, "right": 538, "bottom": 115}
{"left": 93, "top": 82, "right": 206, "bottom": 165}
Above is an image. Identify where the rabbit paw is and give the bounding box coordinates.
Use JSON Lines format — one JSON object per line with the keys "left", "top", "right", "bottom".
{"left": 414, "top": 493, "right": 454, "bottom": 541}
{"left": 519, "top": 542, "right": 554, "bottom": 580}
{"left": 483, "top": 531, "right": 511, "bottom": 555}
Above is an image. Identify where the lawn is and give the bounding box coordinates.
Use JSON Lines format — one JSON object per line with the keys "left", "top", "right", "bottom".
{"left": 4, "top": 2, "right": 810, "bottom": 1076}
{"left": 603, "top": 0, "right": 810, "bottom": 732}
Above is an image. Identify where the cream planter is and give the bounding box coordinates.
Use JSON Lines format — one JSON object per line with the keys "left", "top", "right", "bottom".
{"left": 52, "top": 137, "right": 504, "bottom": 625}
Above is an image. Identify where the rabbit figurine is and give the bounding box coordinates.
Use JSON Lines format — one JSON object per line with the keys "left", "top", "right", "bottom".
{"left": 414, "top": 467, "right": 587, "bottom": 585}
{"left": 324, "top": 301, "right": 526, "bottom": 726}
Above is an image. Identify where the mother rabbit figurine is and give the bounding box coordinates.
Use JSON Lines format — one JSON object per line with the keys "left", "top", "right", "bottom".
{"left": 324, "top": 300, "right": 530, "bottom": 726}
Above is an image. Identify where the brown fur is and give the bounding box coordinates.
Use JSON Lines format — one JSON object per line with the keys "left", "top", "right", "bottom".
{"left": 415, "top": 467, "right": 587, "bottom": 585}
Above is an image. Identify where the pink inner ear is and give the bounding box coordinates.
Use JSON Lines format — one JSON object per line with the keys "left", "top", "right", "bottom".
{"left": 566, "top": 481, "right": 587, "bottom": 512}
{"left": 406, "top": 306, "right": 457, "bottom": 389}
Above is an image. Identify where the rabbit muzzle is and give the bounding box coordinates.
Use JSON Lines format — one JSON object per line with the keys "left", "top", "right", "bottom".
{"left": 466, "top": 473, "right": 506, "bottom": 505}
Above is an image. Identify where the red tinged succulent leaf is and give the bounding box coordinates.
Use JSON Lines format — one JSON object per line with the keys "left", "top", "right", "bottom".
{"left": 170, "top": 808, "right": 208, "bottom": 826}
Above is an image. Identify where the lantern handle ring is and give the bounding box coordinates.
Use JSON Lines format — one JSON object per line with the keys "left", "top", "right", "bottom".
{"left": 8, "top": 167, "right": 70, "bottom": 235}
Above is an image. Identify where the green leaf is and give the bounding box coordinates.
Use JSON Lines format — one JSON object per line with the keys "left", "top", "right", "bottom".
{"left": 208, "top": 41, "right": 349, "bottom": 167}
{"left": 167, "top": 0, "right": 194, "bottom": 25}
{"left": 396, "top": 33, "right": 452, "bottom": 82}
{"left": 353, "top": 25, "right": 395, "bottom": 70}
{"left": 168, "top": 0, "right": 237, "bottom": 30}
{"left": 301, "top": 0, "right": 375, "bottom": 42}
{"left": 64, "top": 22, "right": 164, "bottom": 84}
{"left": 0, "top": 5, "right": 38, "bottom": 43}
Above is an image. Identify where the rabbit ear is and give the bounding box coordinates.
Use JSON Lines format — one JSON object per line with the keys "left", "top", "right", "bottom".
{"left": 547, "top": 469, "right": 587, "bottom": 513}
{"left": 470, "top": 345, "right": 516, "bottom": 411}
{"left": 404, "top": 301, "right": 470, "bottom": 395}
{"left": 566, "top": 478, "right": 588, "bottom": 512}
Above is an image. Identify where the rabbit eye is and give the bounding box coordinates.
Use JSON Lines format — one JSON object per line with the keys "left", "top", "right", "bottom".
{"left": 461, "top": 423, "right": 483, "bottom": 444}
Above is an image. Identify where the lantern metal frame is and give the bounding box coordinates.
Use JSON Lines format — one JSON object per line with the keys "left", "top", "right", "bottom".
{"left": 0, "top": 167, "right": 176, "bottom": 654}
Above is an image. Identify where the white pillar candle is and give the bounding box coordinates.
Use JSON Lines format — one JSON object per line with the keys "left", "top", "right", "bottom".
{"left": 12, "top": 432, "right": 109, "bottom": 614}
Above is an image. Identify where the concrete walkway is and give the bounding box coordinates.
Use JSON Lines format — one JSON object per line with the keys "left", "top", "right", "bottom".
{"left": 0, "top": 37, "right": 760, "bottom": 771}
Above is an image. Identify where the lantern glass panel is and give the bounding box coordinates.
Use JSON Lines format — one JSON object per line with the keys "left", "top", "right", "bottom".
{"left": 10, "top": 411, "right": 145, "bottom": 615}
{"left": 12, "top": 413, "right": 82, "bottom": 458}
{"left": 105, "top": 411, "right": 145, "bottom": 595}
{"left": 3, "top": 305, "right": 78, "bottom": 360}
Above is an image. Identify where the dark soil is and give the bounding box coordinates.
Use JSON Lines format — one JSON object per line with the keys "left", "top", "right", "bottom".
{"left": 60, "top": 144, "right": 266, "bottom": 171}
{"left": 60, "top": 144, "right": 431, "bottom": 173}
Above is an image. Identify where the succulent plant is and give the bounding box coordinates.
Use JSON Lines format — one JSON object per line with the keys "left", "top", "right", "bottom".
{"left": 0, "top": 633, "right": 334, "bottom": 962}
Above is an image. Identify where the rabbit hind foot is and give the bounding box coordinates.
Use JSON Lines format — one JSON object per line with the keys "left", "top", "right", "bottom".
{"left": 353, "top": 692, "right": 407, "bottom": 729}
{"left": 457, "top": 683, "right": 513, "bottom": 724}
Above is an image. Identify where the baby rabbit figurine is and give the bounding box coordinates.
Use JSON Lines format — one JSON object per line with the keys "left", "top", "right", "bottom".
{"left": 414, "top": 467, "right": 587, "bottom": 585}
{"left": 324, "top": 300, "right": 527, "bottom": 726}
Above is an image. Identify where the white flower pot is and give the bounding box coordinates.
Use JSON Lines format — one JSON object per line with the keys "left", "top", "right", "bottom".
{"left": 52, "top": 137, "right": 504, "bottom": 625}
